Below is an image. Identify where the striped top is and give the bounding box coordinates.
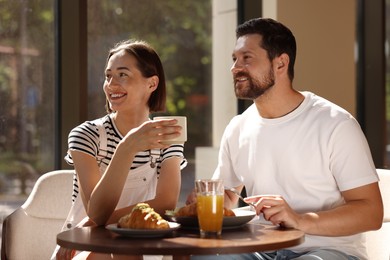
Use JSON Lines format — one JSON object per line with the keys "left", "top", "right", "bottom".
{"left": 64, "top": 114, "right": 187, "bottom": 202}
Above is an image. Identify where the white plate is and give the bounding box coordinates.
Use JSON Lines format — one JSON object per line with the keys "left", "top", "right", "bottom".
{"left": 106, "top": 222, "right": 181, "bottom": 238}
{"left": 224, "top": 208, "right": 257, "bottom": 228}
{"left": 165, "top": 207, "right": 256, "bottom": 229}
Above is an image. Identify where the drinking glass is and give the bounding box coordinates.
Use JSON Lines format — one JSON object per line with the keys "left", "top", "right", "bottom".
{"left": 195, "top": 179, "right": 224, "bottom": 238}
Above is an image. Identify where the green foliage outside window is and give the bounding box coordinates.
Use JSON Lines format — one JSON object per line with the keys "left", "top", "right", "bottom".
{"left": 0, "top": 0, "right": 212, "bottom": 195}
{"left": 87, "top": 0, "right": 212, "bottom": 158}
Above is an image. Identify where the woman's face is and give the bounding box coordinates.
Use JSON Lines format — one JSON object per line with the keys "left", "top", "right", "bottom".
{"left": 103, "top": 50, "right": 155, "bottom": 113}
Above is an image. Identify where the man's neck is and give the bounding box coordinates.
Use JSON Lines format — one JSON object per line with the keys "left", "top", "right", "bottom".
{"left": 254, "top": 87, "right": 304, "bottom": 119}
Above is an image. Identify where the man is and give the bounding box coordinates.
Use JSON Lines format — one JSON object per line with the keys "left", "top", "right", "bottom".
{"left": 199, "top": 18, "right": 383, "bottom": 260}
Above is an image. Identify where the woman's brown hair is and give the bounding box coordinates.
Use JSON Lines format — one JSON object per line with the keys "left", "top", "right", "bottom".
{"left": 105, "top": 40, "right": 166, "bottom": 113}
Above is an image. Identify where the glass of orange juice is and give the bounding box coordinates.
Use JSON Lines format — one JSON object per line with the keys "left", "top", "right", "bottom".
{"left": 195, "top": 179, "right": 224, "bottom": 238}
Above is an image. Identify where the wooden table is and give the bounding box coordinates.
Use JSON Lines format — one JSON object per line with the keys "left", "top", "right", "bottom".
{"left": 57, "top": 221, "right": 305, "bottom": 259}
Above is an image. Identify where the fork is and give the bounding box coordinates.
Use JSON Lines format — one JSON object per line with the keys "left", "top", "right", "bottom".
{"left": 228, "top": 188, "right": 256, "bottom": 208}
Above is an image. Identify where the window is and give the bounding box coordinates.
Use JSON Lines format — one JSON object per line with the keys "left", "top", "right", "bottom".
{"left": 87, "top": 1, "right": 212, "bottom": 160}
{"left": 86, "top": 1, "right": 212, "bottom": 201}
{"left": 0, "top": 0, "right": 212, "bottom": 242}
{"left": 0, "top": 0, "right": 55, "bottom": 198}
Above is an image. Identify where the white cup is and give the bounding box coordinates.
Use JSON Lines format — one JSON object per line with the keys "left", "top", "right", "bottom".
{"left": 153, "top": 116, "right": 187, "bottom": 145}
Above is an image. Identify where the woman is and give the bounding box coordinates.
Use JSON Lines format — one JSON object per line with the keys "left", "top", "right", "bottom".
{"left": 55, "top": 40, "right": 187, "bottom": 260}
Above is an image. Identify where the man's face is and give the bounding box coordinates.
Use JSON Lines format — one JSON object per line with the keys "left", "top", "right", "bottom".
{"left": 231, "top": 34, "right": 275, "bottom": 100}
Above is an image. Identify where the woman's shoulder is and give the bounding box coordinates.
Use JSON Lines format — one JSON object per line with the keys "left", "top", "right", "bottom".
{"left": 69, "top": 115, "right": 111, "bottom": 140}
{"left": 69, "top": 120, "right": 98, "bottom": 138}
{"left": 90, "top": 114, "right": 112, "bottom": 127}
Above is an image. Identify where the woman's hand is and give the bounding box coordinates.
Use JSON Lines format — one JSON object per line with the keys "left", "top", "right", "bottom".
{"left": 120, "top": 119, "right": 182, "bottom": 154}
{"left": 56, "top": 218, "right": 95, "bottom": 260}
{"left": 56, "top": 247, "right": 76, "bottom": 260}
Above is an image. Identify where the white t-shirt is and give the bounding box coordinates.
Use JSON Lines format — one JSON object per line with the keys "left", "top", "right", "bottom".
{"left": 213, "top": 91, "right": 378, "bottom": 259}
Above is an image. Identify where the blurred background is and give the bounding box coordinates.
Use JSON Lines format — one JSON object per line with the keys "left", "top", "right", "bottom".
{"left": 0, "top": 0, "right": 387, "bottom": 243}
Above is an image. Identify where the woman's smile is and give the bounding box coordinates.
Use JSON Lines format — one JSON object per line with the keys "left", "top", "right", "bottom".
{"left": 109, "top": 92, "right": 127, "bottom": 100}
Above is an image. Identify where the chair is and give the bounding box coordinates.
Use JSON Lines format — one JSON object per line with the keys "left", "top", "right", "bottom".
{"left": 1, "top": 170, "right": 74, "bottom": 260}
{"left": 365, "top": 169, "right": 390, "bottom": 260}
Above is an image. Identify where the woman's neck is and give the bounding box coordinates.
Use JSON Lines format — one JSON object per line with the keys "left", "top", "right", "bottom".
{"left": 111, "top": 110, "right": 150, "bottom": 135}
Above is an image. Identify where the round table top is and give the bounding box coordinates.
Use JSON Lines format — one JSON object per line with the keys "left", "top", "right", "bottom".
{"left": 57, "top": 221, "right": 305, "bottom": 257}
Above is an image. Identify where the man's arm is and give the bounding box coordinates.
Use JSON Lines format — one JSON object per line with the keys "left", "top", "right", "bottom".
{"left": 246, "top": 182, "right": 383, "bottom": 236}
{"left": 299, "top": 182, "right": 383, "bottom": 236}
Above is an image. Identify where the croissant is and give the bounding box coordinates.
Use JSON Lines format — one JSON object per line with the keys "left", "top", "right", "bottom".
{"left": 223, "top": 208, "right": 236, "bottom": 217}
{"left": 118, "top": 203, "right": 169, "bottom": 229}
{"left": 176, "top": 202, "right": 197, "bottom": 217}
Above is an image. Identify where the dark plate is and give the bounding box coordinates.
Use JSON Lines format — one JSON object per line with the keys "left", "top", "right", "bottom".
{"left": 106, "top": 222, "right": 180, "bottom": 238}
{"left": 165, "top": 207, "right": 256, "bottom": 229}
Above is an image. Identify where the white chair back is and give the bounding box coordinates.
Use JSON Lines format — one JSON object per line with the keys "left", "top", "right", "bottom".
{"left": 1, "top": 170, "right": 73, "bottom": 260}
{"left": 365, "top": 169, "right": 390, "bottom": 260}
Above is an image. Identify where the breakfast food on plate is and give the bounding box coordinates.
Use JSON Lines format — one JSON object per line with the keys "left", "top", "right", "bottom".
{"left": 175, "top": 202, "right": 236, "bottom": 217}
{"left": 118, "top": 203, "right": 169, "bottom": 229}
{"left": 224, "top": 208, "right": 236, "bottom": 217}
{"left": 176, "top": 202, "right": 197, "bottom": 217}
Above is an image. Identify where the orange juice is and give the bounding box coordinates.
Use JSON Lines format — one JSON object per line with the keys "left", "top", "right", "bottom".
{"left": 197, "top": 194, "right": 224, "bottom": 233}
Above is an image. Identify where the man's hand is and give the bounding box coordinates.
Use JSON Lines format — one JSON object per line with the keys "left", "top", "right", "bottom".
{"left": 245, "top": 182, "right": 383, "bottom": 236}
{"left": 186, "top": 188, "right": 197, "bottom": 205}
{"left": 245, "top": 195, "right": 299, "bottom": 228}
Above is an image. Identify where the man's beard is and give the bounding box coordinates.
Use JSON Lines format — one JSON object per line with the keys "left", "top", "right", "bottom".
{"left": 234, "top": 68, "right": 275, "bottom": 100}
